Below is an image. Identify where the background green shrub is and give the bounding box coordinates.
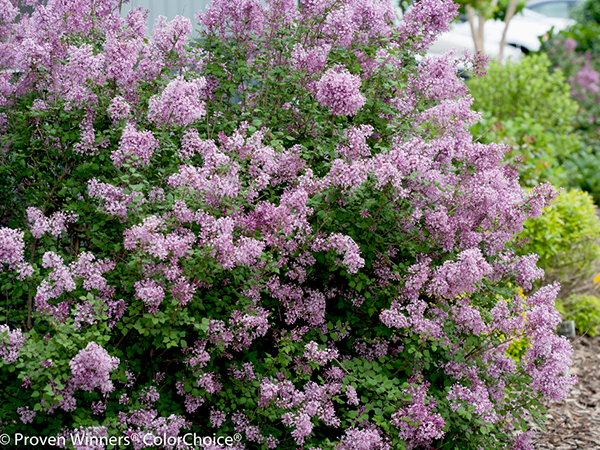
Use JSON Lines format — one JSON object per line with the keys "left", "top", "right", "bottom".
{"left": 472, "top": 112, "right": 573, "bottom": 186}
{"left": 538, "top": 0, "right": 600, "bottom": 200}
{"left": 517, "top": 188, "right": 600, "bottom": 296}
{"left": 573, "top": 0, "right": 600, "bottom": 25}
{"left": 557, "top": 294, "right": 600, "bottom": 336}
{"left": 469, "top": 54, "right": 581, "bottom": 186}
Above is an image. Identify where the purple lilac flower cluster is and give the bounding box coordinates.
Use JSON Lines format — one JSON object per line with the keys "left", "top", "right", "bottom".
{"left": 0, "top": 325, "right": 25, "bottom": 363}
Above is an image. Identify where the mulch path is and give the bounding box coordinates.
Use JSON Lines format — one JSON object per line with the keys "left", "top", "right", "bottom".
{"left": 532, "top": 336, "right": 600, "bottom": 449}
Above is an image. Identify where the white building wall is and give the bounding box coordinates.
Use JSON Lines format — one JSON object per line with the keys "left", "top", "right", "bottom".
{"left": 121, "top": 0, "right": 212, "bottom": 28}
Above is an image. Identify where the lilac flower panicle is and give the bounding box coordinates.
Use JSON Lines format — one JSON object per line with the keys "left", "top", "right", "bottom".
{"left": 111, "top": 123, "right": 159, "bottom": 168}
{"left": 17, "top": 406, "right": 36, "bottom": 424}
{"left": 134, "top": 279, "right": 165, "bottom": 313}
{"left": 325, "top": 233, "right": 365, "bottom": 273}
{"left": 0, "top": 325, "right": 26, "bottom": 363}
{"left": 391, "top": 380, "right": 445, "bottom": 449}
{"left": 88, "top": 178, "right": 145, "bottom": 218}
{"left": 337, "top": 426, "right": 391, "bottom": 450}
{"left": 397, "top": 0, "right": 459, "bottom": 53}
{"left": 69, "top": 342, "right": 120, "bottom": 394}
{"left": 0, "top": 227, "right": 33, "bottom": 278}
{"left": 107, "top": 95, "right": 131, "bottom": 121}
{"left": 148, "top": 76, "right": 207, "bottom": 127}
{"left": 316, "top": 67, "right": 366, "bottom": 116}
{"left": 572, "top": 61, "right": 600, "bottom": 100}
{"left": 26, "top": 207, "right": 78, "bottom": 239}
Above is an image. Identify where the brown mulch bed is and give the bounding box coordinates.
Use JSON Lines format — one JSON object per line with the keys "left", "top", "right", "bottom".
{"left": 532, "top": 336, "right": 600, "bottom": 449}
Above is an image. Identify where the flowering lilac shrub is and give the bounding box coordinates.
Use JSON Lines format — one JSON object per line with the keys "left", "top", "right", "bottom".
{"left": 0, "top": 0, "right": 574, "bottom": 449}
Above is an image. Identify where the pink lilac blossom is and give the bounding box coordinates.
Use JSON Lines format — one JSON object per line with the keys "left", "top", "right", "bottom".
{"left": 304, "top": 341, "right": 339, "bottom": 365}
{"left": 323, "top": 233, "right": 365, "bottom": 274}
{"left": 563, "top": 37, "right": 577, "bottom": 53}
{"left": 210, "top": 408, "right": 226, "bottom": 428}
{"left": 88, "top": 178, "right": 145, "bottom": 219}
{"left": 73, "top": 116, "right": 99, "bottom": 155}
{"left": 511, "top": 431, "right": 534, "bottom": 450}
{"left": 69, "top": 342, "right": 120, "bottom": 394}
{"left": 416, "top": 52, "right": 470, "bottom": 102}
{"left": 336, "top": 125, "right": 373, "bottom": 160}
{"left": 34, "top": 252, "right": 76, "bottom": 315}
{"left": 104, "top": 34, "right": 144, "bottom": 90}
{"left": 396, "top": 0, "right": 458, "bottom": 53}
{"left": 91, "top": 401, "right": 106, "bottom": 415}
{"left": 351, "top": 0, "right": 396, "bottom": 41}
{"left": 0, "top": 0, "right": 18, "bottom": 28}
{"left": 197, "top": 371, "right": 222, "bottom": 394}
{"left": 0, "top": 325, "right": 25, "bottom": 363}
{"left": 325, "top": 5, "right": 359, "bottom": 47}
{"left": 57, "top": 44, "right": 105, "bottom": 109}
{"left": 571, "top": 61, "right": 600, "bottom": 100}
{"left": 325, "top": 159, "right": 370, "bottom": 191}
{"left": 391, "top": 380, "right": 445, "bottom": 448}
{"left": 123, "top": 6, "right": 148, "bottom": 39}
{"left": 148, "top": 76, "right": 207, "bottom": 127}
{"left": 336, "top": 426, "right": 391, "bottom": 450}
{"left": 427, "top": 248, "right": 492, "bottom": 299}
{"left": 198, "top": 0, "right": 266, "bottom": 39}
{"left": 171, "top": 276, "right": 196, "bottom": 306}
{"left": 186, "top": 340, "right": 211, "bottom": 370}
{"left": 281, "top": 411, "right": 314, "bottom": 446}
{"left": 69, "top": 251, "right": 114, "bottom": 291}
{"left": 230, "top": 362, "right": 256, "bottom": 381}
{"left": 134, "top": 279, "right": 165, "bottom": 313}
{"left": 17, "top": 406, "right": 36, "bottom": 424}
{"left": 0, "top": 227, "right": 33, "bottom": 279}
{"left": 355, "top": 338, "right": 388, "bottom": 360}
{"left": 152, "top": 15, "right": 193, "bottom": 59}
{"left": 492, "top": 251, "right": 545, "bottom": 290}
{"left": 107, "top": 95, "right": 131, "bottom": 121}
{"left": 291, "top": 43, "right": 330, "bottom": 74}
{"left": 139, "top": 385, "right": 160, "bottom": 405}
{"left": 111, "top": 123, "right": 159, "bottom": 168}
{"left": 267, "top": 280, "right": 327, "bottom": 327}
{"left": 229, "top": 306, "right": 270, "bottom": 350}
{"left": 452, "top": 300, "right": 488, "bottom": 335}
{"left": 26, "top": 207, "right": 78, "bottom": 239}
{"left": 525, "top": 329, "right": 577, "bottom": 401}
{"left": 316, "top": 67, "right": 366, "bottom": 116}
{"left": 447, "top": 381, "right": 496, "bottom": 421}
{"left": 123, "top": 215, "right": 196, "bottom": 261}
{"left": 345, "top": 385, "right": 359, "bottom": 406}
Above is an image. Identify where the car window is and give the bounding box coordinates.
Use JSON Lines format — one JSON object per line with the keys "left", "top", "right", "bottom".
{"left": 528, "top": 1, "right": 572, "bottom": 19}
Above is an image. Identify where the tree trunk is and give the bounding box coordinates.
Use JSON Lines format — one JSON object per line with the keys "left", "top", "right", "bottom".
{"left": 466, "top": 5, "right": 484, "bottom": 53}
{"left": 498, "top": 0, "right": 519, "bottom": 63}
